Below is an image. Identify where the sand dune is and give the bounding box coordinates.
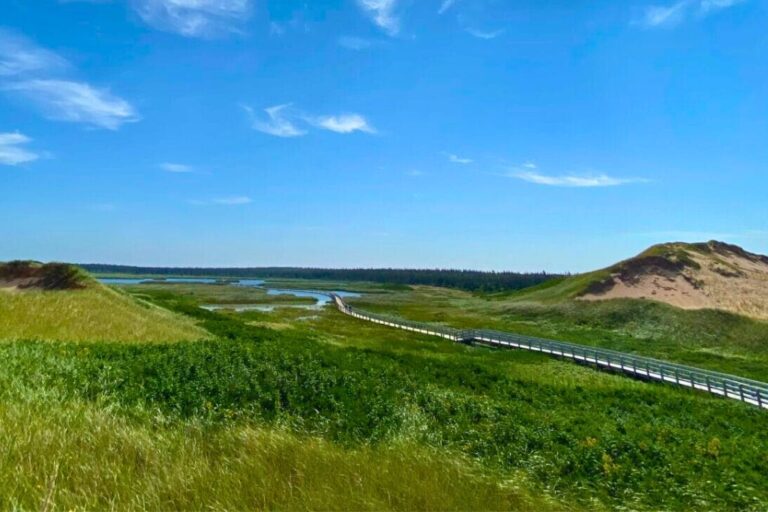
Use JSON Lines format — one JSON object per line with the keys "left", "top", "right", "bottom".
{"left": 580, "top": 241, "right": 768, "bottom": 319}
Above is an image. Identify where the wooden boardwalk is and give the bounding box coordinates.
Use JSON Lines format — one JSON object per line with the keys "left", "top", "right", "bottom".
{"left": 330, "top": 293, "right": 768, "bottom": 409}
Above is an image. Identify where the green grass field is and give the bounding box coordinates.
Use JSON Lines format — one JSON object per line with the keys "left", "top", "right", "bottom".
{"left": 1, "top": 275, "right": 766, "bottom": 509}
{"left": 0, "top": 284, "right": 207, "bottom": 343}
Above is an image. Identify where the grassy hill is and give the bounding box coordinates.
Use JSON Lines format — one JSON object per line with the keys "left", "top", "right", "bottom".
{"left": 509, "top": 241, "right": 768, "bottom": 319}
{"left": 0, "top": 261, "right": 207, "bottom": 343}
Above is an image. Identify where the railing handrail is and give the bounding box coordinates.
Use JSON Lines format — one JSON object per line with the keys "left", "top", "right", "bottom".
{"left": 327, "top": 293, "right": 768, "bottom": 407}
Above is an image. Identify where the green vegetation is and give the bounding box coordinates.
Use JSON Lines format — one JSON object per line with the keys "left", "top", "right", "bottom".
{"left": 0, "top": 284, "right": 207, "bottom": 343}
{"left": 349, "top": 285, "right": 768, "bottom": 380}
{"left": 495, "top": 270, "right": 611, "bottom": 303}
{"left": 2, "top": 265, "right": 766, "bottom": 509}
{"left": 1, "top": 281, "right": 766, "bottom": 510}
{"left": 127, "top": 281, "right": 318, "bottom": 305}
{"left": 0, "top": 401, "right": 532, "bottom": 511}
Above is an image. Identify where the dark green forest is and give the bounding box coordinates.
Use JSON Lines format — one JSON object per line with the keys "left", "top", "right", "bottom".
{"left": 80, "top": 264, "right": 562, "bottom": 292}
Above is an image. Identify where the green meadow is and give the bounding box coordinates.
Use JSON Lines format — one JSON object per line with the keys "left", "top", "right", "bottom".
{"left": 0, "top": 277, "right": 765, "bottom": 510}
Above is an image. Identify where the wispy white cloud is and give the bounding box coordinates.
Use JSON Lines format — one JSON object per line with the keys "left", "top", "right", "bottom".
{"left": 160, "top": 162, "right": 193, "bottom": 173}
{"left": 464, "top": 27, "right": 504, "bottom": 39}
{"left": 438, "top": 0, "right": 456, "bottom": 15}
{"left": 337, "top": 35, "right": 374, "bottom": 50}
{"left": 356, "top": 0, "right": 400, "bottom": 36}
{"left": 213, "top": 196, "right": 252, "bottom": 205}
{"left": 0, "top": 132, "right": 39, "bottom": 166}
{"left": 189, "top": 195, "right": 252, "bottom": 206}
{"left": 640, "top": 0, "right": 691, "bottom": 27}
{"left": 0, "top": 29, "right": 69, "bottom": 77}
{"left": 512, "top": 170, "right": 647, "bottom": 188}
{"left": 243, "top": 103, "right": 307, "bottom": 138}
{"left": 4, "top": 79, "right": 139, "bottom": 130}
{"left": 0, "top": 30, "right": 138, "bottom": 130}
{"left": 131, "top": 0, "right": 252, "bottom": 38}
{"left": 310, "top": 114, "right": 375, "bottom": 134}
{"left": 445, "top": 152, "right": 472, "bottom": 164}
{"left": 700, "top": 0, "right": 746, "bottom": 12}
{"left": 244, "top": 104, "right": 375, "bottom": 137}
{"left": 638, "top": 0, "right": 746, "bottom": 28}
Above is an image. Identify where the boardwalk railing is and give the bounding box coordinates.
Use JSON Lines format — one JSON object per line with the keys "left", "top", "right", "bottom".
{"left": 329, "top": 293, "right": 768, "bottom": 410}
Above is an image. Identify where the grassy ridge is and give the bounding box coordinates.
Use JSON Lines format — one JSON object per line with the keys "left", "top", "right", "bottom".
{"left": 0, "top": 285, "right": 207, "bottom": 343}
{"left": 2, "top": 294, "right": 766, "bottom": 510}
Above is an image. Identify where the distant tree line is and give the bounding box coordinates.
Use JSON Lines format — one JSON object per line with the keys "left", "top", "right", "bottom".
{"left": 80, "top": 264, "right": 562, "bottom": 292}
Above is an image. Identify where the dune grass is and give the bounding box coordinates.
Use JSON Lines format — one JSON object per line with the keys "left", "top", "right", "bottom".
{"left": 0, "top": 285, "right": 207, "bottom": 343}
{"left": 0, "top": 400, "right": 543, "bottom": 511}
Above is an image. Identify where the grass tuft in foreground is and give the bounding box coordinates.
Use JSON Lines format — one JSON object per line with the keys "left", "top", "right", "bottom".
{"left": 0, "top": 400, "right": 543, "bottom": 511}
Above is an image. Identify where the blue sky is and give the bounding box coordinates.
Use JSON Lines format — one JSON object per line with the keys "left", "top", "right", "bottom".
{"left": 1, "top": 0, "right": 766, "bottom": 272}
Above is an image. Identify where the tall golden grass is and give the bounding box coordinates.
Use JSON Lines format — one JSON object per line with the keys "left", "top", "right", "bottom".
{"left": 0, "top": 399, "right": 556, "bottom": 511}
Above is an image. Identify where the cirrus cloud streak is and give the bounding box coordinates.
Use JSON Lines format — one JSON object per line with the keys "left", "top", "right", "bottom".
{"left": 512, "top": 168, "right": 648, "bottom": 188}
{"left": 0, "top": 132, "right": 40, "bottom": 166}
{"left": 130, "top": 0, "right": 252, "bottom": 37}
{"left": 638, "top": 0, "right": 746, "bottom": 28}
{"left": 4, "top": 79, "right": 139, "bottom": 130}
{"left": 244, "top": 103, "right": 375, "bottom": 137}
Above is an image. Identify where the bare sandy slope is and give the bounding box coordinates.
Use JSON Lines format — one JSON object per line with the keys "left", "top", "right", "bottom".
{"left": 581, "top": 242, "right": 768, "bottom": 319}
{"left": 0, "top": 277, "right": 40, "bottom": 291}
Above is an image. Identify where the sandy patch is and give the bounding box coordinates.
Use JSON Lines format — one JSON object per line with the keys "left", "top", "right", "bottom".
{"left": 581, "top": 247, "right": 768, "bottom": 319}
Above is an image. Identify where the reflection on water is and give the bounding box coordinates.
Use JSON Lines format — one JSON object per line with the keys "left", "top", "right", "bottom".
{"left": 99, "top": 277, "right": 218, "bottom": 285}
{"left": 202, "top": 290, "right": 361, "bottom": 312}
{"left": 267, "top": 289, "right": 332, "bottom": 306}
{"left": 201, "top": 304, "right": 321, "bottom": 312}
{"left": 234, "top": 279, "right": 265, "bottom": 287}
{"left": 162, "top": 278, "right": 218, "bottom": 284}
{"left": 99, "top": 278, "right": 146, "bottom": 285}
